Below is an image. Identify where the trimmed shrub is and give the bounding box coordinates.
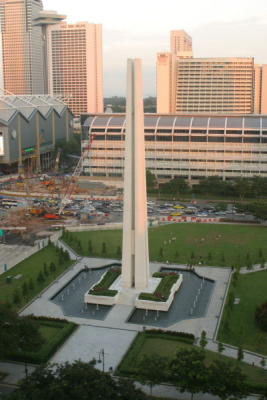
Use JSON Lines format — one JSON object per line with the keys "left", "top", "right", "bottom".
{"left": 139, "top": 273, "right": 179, "bottom": 302}
{"left": 89, "top": 268, "right": 121, "bottom": 297}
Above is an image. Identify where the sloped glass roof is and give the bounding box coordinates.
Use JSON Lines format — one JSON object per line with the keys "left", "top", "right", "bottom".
{"left": 175, "top": 116, "right": 192, "bottom": 127}
{"left": 108, "top": 116, "right": 125, "bottom": 126}
{"left": 209, "top": 117, "right": 225, "bottom": 129}
{"left": 8, "top": 96, "right": 35, "bottom": 119}
{"left": 0, "top": 99, "right": 17, "bottom": 124}
{"left": 27, "top": 96, "right": 51, "bottom": 117}
{"left": 262, "top": 117, "right": 267, "bottom": 129}
{"left": 192, "top": 117, "right": 209, "bottom": 128}
{"left": 0, "top": 95, "right": 68, "bottom": 125}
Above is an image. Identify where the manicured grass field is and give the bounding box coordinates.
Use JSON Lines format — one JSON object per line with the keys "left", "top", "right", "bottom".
{"left": 63, "top": 223, "right": 267, "bottom": 267}
{"left": 218, "top": 270, "right": 267, "bottom": 355}
{"left": 118, "top": 332, "right": 267, "bottom": 386}
{"left": 0, "top": 244, "right": 73, "bottom": 311}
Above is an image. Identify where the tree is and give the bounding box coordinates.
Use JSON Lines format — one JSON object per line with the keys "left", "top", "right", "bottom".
{"left": 146, "top": 169, "right": 157, "bottom": 191}
{"left": 0, "top": 304, "right": 43, "bottom": 359}
{"left": 160, "top": 177, "right": 189, "bottom": 196}
{"left": 209, "top": 359, "right": 248, "bottom": 400}
{"left": 43, "top": 262, "right": 49, "bottom": 276}
{"left": 102, "top": 242, "right": 106, "bottom": 255}
{"left": 200, "top": 330, "right": 208, "bottom": 349}
{"left": 12, "top": 289, "right": 20, "bottom": 305}
{"left": 49, "top": 262, "right": 56, "bottom": 274}
{"left": 28, "top": 279, "right": 34, "bottom": 291}
{"left": 116, "top": 245, "right": 121, "bottom": 257}
{"left": 137, "top": 354, "right": 169, "bottom": 395}
{"left": 237, "top": 347, "right": 244, "bottom": 362}
{"left": 37, "top": 271, "right": 45, "bottom": 284}
{"left": 22, "top": 282, "right": 28, "bottom": 298}
{"left": 218, "top": 342, "right": 225, "bottom": 354}
{"left": 88, "top": 240, "right": 93, "bottom": 255}
{"left": 260, "top": 357, "right": 266, "bottom": 368}
{"left": 170, "top": 348, "right": 208, "bottom": 400}
{"left": 255, "top": 301, "right": 267, "bottom": 331}
{"left": 6, "top": 360, "right": 148, "bottom": 400}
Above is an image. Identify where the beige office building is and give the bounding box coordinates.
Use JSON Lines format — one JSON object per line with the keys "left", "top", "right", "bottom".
{"left": 0, "top": 0, "right": 45, "bottom": 94}
{"left": 82, "top": 113, "right": 267, "bottom": 182}
{"left": 47, "top": 22, "right": 103, "bottom": 116}
{"left": 157, "top": 30, "right": 267, "bottom": 114}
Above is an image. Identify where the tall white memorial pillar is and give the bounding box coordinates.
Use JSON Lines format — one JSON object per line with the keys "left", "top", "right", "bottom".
{"left": 121, "top": 58, "right": 149, "bottom": 290}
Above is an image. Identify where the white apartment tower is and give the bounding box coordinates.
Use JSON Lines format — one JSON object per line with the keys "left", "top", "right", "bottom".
{"left": 47, "top": 22, "right": 103, "bottom": 116}
{"left": 0, "top": 0, "right": 45, "bottom": 94}
{"left": 157, "top": 29, "right": 267, "bottom": 114}
{"left": 170, "top": 30, "right": 193, "bottom": 57}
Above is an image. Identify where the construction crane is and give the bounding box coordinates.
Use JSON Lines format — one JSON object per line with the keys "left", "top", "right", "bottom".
{"left": 54, "top": 148, "right": 62, "bottom": 172}
{"left": 58, "top": 132, "right": 95, "bottom": 215}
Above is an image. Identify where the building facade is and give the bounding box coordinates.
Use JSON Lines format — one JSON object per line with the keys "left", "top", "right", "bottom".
{"left": 82, "top": 113, "right": 267, "bottom": 182}
{"left": 0, "top": 95, "right": 73, "bottom": 173}
{"left": 47, "top": 22, "right": 103, "bottom": 116}
{"left": 0, "top": 0, "right": 45, "bottom": 94}
{"left": 170, "top": 30, "right": 193, "bottom": 57}
{"left": 157, "top": 30, "right": 267, "bottom": 114}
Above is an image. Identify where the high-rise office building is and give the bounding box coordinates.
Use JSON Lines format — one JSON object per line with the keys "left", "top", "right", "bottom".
{"left": 33, "top": 10, "right": 66, "bottom": 94}
{"left": 157, "top": 30, "right": 267, "bottom": 114}
{"left": 47, "top": 22, "right": 103, "bottom": 116}
{"left": 0, "top": 0, "right": 45, "bottom": 94}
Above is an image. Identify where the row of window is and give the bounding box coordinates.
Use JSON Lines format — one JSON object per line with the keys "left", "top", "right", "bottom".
{"left": 91, "top": 147, "right": 267, "bottom": 154}
{"left": 91, "top": 129, "right": 267, "bottom": 135}
{"left": 92, "top": 135, "right": 267, "bottom": 143}
{"left": 89, "top": 166, "right": 267, "bottom": 173}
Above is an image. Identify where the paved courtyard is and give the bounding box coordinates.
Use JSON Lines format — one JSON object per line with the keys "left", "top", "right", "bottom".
{"left": 50, "top": 325, "right": 137, "bottom": 372}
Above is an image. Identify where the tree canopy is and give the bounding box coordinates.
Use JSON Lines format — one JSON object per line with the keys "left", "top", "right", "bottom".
{"left": 0, "top": 304, "right": 43, "bottom": 358}
{"left": 7, "top": 361, "right": 147, "bottom": 400}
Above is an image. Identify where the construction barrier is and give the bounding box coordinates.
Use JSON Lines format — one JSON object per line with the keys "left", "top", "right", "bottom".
{"left": 160, "top": 216, "right": 220, "bottom": 223}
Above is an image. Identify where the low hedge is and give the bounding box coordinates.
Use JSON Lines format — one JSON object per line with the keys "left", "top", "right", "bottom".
{"left": 117, "top": 333, "right": 146, "bottom": 376}
{"left": 6, "top": 318, "right": 77, "bottom": 364}
{"left": 139, "top": 272, "right": 179, "bottom": 302}
{"left": 247, "top": 381, "right": 267, "bottom": 395}
{"left": 145, "top": 329, "right": 195, "bottom": 343}
{"left": 89, "top": 268, "right": 121, "bottom": 297}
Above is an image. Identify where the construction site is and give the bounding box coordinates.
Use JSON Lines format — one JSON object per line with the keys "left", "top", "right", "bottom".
{"left": 0, "top": 133, "right": 121, "bottom": 247}
{"left": 0, "top": 94, "right": 122, "bottom": 247}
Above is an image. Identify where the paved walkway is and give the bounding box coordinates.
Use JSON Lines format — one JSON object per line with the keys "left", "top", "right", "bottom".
{"left": 0, "top": 244, "right": 34, "bottom": 275}
{"left": 0, "top": 361, "right": 35, "bottom": 385}
{"left": 50, "top": 325, "right": 137, "bottom": 372}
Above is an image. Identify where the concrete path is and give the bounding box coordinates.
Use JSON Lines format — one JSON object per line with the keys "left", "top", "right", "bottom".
{"left": 0, "top": 244, "right": 34, "bottom": 275}
{"left": 50, "top": 325, "right": 137, "bottom": 372}
{"left": 0, "top": 361, "right": 35, "bottom": 385}
{"left": 199, "top": 339, "right": 267, "bottom": 370}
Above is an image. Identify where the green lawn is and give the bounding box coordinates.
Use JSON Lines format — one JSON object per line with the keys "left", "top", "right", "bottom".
{"left": 0, "top": 244, "right": 73, "bottom": 311}
{"left": 118, "top": 332, "right": 267, "bottom": 386}
{"left": 63, "top": 223, "right": 267, "bottom": 267}
{"left": 218, "top": 270, "right": 267, "bottom": 355}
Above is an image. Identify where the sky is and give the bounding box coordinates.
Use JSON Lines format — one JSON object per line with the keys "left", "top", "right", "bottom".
{"left": 43, "top": 0, "right": 267, "bottom": 97}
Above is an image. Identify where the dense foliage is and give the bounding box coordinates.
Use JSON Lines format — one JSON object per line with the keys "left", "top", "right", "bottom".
{"left": 0, "top": 304, "right": 43, "bottom": 359}
{"left": 255, "top": 301, "right": 267, "bottom": 331}
{"left": 7, "top": 361, "right": 148, "bottom": 400}
{"left": 149, "top": 175, "right": 267, "bottom": 201}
